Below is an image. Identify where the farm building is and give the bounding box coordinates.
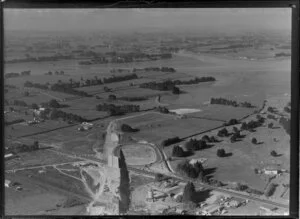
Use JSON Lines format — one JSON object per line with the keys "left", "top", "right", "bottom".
{"left": 263, "top": 166, "right": 280, "bottom": 175}
{"left": 5, "top": 180, "right": 11, "bottom": 188}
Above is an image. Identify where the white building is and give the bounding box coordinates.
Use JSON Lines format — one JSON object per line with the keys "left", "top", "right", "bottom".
{"left": 5, "top": 153, "right": 14, "bottom": 159}
{"left": 5, "top": 180, "right": 11, "bottom": 188}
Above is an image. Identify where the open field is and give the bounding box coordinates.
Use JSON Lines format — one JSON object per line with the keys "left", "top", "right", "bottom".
{"left": 114, "top": 143, "right": 158, "bottom": 166}
{"left": 5, "top": 149, "right": 83, "bottom": 170}
{"left": 12, "top": 120, "right": 110, "bottom": 156}
{"left": 120, "top": 112, "right": 223, "bottom": 144}
{"left": 5, "top": 120, "right": 70, "bottom": 139}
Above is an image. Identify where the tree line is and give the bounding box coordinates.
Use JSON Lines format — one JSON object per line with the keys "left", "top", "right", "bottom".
{"left": 95, "top": 103, "right": 140, "bottom": 116}
{"left": 45, "top": 70, "right": 65, "bottom": 75}
{"left": 133, "top": 67, "right": 176, "bottom": 73}
{"left": 5, "top": 71, "right": 31, "bottom": 78}
{"left": 210, "top": 97, "right": 255, "bottom": 108}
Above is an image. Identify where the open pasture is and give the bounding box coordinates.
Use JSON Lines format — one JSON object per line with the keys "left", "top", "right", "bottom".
{"left": 14, "top": 119, "right": 111, "bottom": 156}
{"left": 167, "top": 113, "right": 290, "bottom": 191}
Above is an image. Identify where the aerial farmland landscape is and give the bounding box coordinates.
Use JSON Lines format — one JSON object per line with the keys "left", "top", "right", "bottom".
{"left": 4, "top": 8, "right": 291, "bottom": 215}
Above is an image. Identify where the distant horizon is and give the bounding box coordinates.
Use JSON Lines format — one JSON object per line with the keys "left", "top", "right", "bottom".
{"left": 4, "top": 8, "right": 291, "bottom": 34}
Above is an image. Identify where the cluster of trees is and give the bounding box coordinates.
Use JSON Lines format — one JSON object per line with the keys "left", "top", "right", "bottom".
{"left": 139, "top": 80, "right": 181, "bottom": 94}
{"left": 45, "top": 70, "right": 65, "bottom": 75}
{"left": 279, "top": 116, "right": 290, "bottom": 135}
{"left": 267, "top": 114, "right": 277, "bottom": 120}
{"left": 217, "top": 128, "right": 229, "bottom": 137}
{"left": 172, "top": 145, "right": 186, "bottom": 157}
{"left": 241, "top": 117, "right": 265, "bottom": 131}
{"left": 161, "top": 136, "right": 181, "bottom": 147}
{"left": 210, "top": 97, "right": 255, "bottom": 108}
{"left": 50, "top": 109, "right": 87, "bottom": 123}
{"left": 9, "top": 141, "right": 39, "bottom": 153}
{"left": 95, "top": 103, "right": 140, "bottom": 116}
{"left": 103, "top": 73, "right": 138, "bottom": 84}
{"left": 267, "top": 106, "right": 277, "bottom": 114}
{"left": 110, "top": 69, "right": 131, "bottom": 74}
{"left": 224, "top": 118, "right": 239, "bottom": 126}
{"left": 230, "top": 131, "right": 243, "bottom": 143}
{"left": 176, "top": 160, "right": 205, "bottom": 179}
{"left": 120, "top": 124, "right": 139, "bottom": 132}
{"left": 201, "top": 135, "right": 218, "bottom": 143}
{"left": 133, "top": 67, "right": 176, "bottom": 73}
{"left": 156, "top": 106, "right": 169, "bottom": 114}
{"left": 185, "top": 138, "right": 208, "bottom": 152}
{"left": 5, "top": 71, "right": 31, "bottom": 79}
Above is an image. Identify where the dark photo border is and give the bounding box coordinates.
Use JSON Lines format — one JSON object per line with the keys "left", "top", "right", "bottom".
{"left": 1, "top": 1, "right": 299, "bottom": 218}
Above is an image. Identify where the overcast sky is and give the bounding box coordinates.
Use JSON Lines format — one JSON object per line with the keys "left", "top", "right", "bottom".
{"left": 4, "top": 8, "right": 291, "bottom": 33}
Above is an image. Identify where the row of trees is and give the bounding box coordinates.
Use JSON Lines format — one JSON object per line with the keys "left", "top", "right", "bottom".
{"left": 133, "top": 67, "right": 176, "bottom": 73}
{"left": 7, "top": 54, "right": 73, "bottom": 64}
{"left": 155, "top": 106, "right": 170, "bottom": 114}
{"left": 9, "top": 141, "right": 39, "bottom": 154}
{"left": 5, "top": 71, "right": 31, "bottom": 78}
{"left": 240, "top": 117, "right": 265, "bottom": 131}
{"left": 95, "top": 103, "right": 140, "bottom": 116}
{"left": 210, "top": 97, "right": 255, "bottom": 108}
{"left": 172, "top": 76, "right": 216, "bottom": 85}
{"left": 161, "top": 136, "right": 181, "bottom": 147}
{"left": 139, "top": 80, "right": 181, "bottom": 94}
{"left": 49, "top": 108, "right": 87, "bottom": 123}
{"left": 120, "top": 124, "right": 139, "bottom": 132}
{"left": 103, "top": 73, "right": 138, "bottom": 84}
{"left": 45, "top": 70, "right": 65, "bottom": 75}
{"left": 24, "top": 81, "right": 91, "bottom": 97}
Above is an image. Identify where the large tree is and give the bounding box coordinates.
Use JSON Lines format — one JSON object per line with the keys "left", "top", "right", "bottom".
{"left": 49, "top": 99, "right": 60, "bottom": 108}
{"left": 119, "top": 149, "right": 130, "bottom": 214}
{"left": 182, "top": 182, "right": 195, "bottom": 203}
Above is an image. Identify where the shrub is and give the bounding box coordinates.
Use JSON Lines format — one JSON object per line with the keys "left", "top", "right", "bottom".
{"left": 217, "top": 149, "right": 226, "bottom": 157}
{"left": 251, "top": 138, "right": 257, "bottom": 144}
